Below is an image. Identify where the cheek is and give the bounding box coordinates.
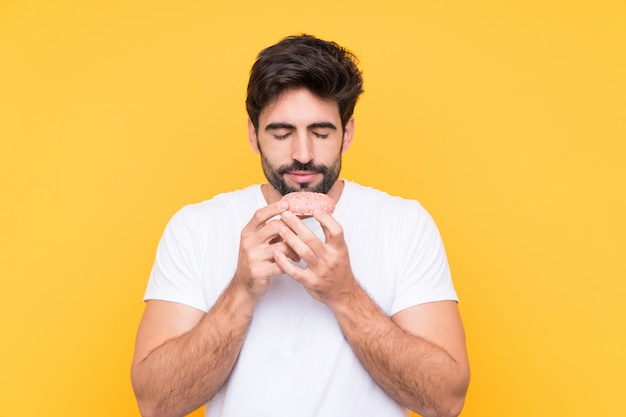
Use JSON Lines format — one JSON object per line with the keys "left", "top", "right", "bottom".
{"left": 257, "top": 135, "right": 287, "bottom": 152}
{"left": 317, "top": 141, "right": 343, "bottom": 160}
{"left": 260, "top": 145, "right": 291, "bottom": 164}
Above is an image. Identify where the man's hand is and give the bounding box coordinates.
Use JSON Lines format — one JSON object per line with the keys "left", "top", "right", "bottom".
{"left": 275, "top": 209, "right": 469, "bottom": 416}
{"left": 233, "top": 201, "right": 300, "bottom": 300}
{"left": 273, "top": 209, "right": 357, "bottom": 306}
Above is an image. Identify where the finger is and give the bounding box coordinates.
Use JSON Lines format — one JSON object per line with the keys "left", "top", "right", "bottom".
{"left": 267, "top": 262, "right": 288, "bottom": 277}
{"left": 280, "top": 210, "right": 325, "bottom": 256}
{"left": 274, "top": 250, "right": 308, "bottom": 281}
{"left": 246, "top": 200, "right": 289, "bottom": 231}
{"left": 278, "top": 223, "right": 319, "bottom": 268}
{"left": 270, "top": 241, "right": 301, "bottom": 263}
{"left": 255, "top": 218, "right": 288, "bottom": 245}
{"left": 312, "top": 209, "right": 344, "bottom": 245}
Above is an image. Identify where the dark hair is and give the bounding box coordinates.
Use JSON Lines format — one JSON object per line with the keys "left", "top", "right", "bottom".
{"left": 246, "top": 34, "right": 364, "bottom": 131}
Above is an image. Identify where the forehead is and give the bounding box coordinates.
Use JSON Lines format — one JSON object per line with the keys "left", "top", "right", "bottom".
{"left": 259, "top": 88, "right": 340, "bottom": 126}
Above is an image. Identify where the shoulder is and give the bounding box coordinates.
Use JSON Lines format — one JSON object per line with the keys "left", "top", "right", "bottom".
{"left": 339, "top": 181, "right": 429, "bottom": 221}
{"left": 163, "top": 185, "right": 263, "bottom": 236}
{"left": 174, "top": 185, "right": 262, "bottom": 222}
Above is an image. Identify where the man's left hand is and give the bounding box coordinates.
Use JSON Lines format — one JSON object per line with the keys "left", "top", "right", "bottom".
{"left": 273, "top": 209, "right": 358, "bottom": 307}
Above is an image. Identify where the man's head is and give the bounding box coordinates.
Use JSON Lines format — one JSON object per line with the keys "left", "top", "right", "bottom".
{"left": 246, "top": 34, "right": 364, "bottom": 132}
{"left": 246, "top": 35, "right": 364, "bottom": 198}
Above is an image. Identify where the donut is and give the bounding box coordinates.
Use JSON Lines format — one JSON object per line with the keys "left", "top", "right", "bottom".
{"left": 281, "top": 191, "right": 335, "bottom": 216}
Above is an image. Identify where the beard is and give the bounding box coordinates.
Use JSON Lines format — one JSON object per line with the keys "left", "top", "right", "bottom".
{"left": 260, "top": 153, "right": 342, "bottom": 196}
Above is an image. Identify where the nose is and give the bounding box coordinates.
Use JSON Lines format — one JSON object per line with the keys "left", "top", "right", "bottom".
{"left": 291, "top": 133, "right": 313, "bottom": 164}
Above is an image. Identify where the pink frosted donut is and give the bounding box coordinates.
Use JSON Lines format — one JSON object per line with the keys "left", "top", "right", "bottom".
{"left": 281, "top": 192, "right": 335, "bottom": 216}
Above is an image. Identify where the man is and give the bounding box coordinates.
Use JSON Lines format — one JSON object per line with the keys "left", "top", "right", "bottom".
{"left": 131, "top": 34, "right": 469, "bottom": 417}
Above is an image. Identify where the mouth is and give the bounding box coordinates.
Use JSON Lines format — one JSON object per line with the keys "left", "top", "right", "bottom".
{"left": 286, "top": 171, "right": 319, "bottom": 184}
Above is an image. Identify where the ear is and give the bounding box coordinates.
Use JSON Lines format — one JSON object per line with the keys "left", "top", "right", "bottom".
{"left": 248, "top": 119, "right": 260, "bottom": 154}
{"left": 341, "top": 117, "right": 355, "bottom": 152}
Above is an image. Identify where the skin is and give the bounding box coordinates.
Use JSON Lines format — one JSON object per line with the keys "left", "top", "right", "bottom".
{"left": 131, "top": 88, "right": 470, "bottom": 417}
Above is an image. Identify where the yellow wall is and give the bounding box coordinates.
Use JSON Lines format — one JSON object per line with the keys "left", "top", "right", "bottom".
{"left": 1, "top": 1, "right": 624, "bottom": 416}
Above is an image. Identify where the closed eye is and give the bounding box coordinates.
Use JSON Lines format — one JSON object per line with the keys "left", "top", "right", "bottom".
{"left": 266, "top": 122, "right": 295, "bottom": 140}
{"left": 313, "top": 132, "right": 330, "bottom": 139}
{"left": 273, "top": 132, "right": 292, "bottom": 140}
{"left": 309, "top": 122, "right": 336, "bottom": 139}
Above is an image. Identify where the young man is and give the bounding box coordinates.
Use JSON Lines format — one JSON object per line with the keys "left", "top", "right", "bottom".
{"left": 131, "top": 34, "right": 470, "bottom": 417}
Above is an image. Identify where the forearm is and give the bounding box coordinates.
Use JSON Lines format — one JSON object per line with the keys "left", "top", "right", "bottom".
{"left": 132, "top": 282, "right": 255, "bottom": 417}
{"left": 331, "top": 286, "right": 469, "bottom": 417}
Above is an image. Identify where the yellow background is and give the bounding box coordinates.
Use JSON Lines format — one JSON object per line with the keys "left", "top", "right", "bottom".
{"left": 1, "top": 1, "right": 624, "bottom": 416}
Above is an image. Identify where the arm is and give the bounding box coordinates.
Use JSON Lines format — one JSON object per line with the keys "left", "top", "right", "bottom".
{"left": 131, "top": 201, "right": 294, "bottom": 417}
{"left": 131, "top": 286, "right": 254, "bottom": 417}
{"left": 332, "top": 293, "right": 469, "bottom": 417}
{"left": 274, "top": 210, "right": 470, "bottom": 417}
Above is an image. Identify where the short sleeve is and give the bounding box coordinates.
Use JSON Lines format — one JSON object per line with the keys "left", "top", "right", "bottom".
{"left": 391, "top": 202, "right": 458, "bottom": 315}
{"left": 144, "top": 205, "right": 209, "bottom": 312}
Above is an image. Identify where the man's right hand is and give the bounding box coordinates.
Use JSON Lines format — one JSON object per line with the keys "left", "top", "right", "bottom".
{"left": 232, "top": 200, "right": 298, "bottom": 300}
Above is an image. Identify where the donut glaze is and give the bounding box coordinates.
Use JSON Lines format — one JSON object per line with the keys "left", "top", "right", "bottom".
{"left": 281, "top": 192, "right": 335, "bottom": 216}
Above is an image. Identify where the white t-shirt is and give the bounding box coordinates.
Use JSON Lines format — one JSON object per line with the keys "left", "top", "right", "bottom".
{"left": 145, "top": 180, "right": 458, "bottom": 417}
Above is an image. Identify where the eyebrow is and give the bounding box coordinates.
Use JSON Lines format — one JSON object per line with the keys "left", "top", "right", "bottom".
{"left": 265, "top": 122, "right": 337, "bottom": 131}
{"left": 308, "top": 122, "right": 337, "bottom": 130}
{"left": 265, "top": 122, "right": 296, "bottom": 131}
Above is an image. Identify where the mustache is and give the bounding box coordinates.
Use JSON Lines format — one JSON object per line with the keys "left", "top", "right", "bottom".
{"left": 277, "top": 161, "right": 329, "bottom": 175}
